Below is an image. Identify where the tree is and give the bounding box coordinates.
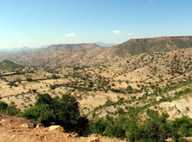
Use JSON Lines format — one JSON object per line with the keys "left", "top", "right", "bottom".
{"left": 53, "top": 95, "right": 81, "bottom": 131}
{"left": 22, "top": 104, "right": 55, "bottom": 126}
{"left": 36, "top": 94, "right": 53, "bottom": 105}
{"left": 22, "top": 94, "right": 88, "bottom": 134}
{"left": 141, "top": 110, "right": 171, "bottom": 142}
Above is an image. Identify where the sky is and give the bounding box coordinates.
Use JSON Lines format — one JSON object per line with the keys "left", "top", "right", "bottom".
{"left": 0, "top": 0, "right": 192, "bottom": 48}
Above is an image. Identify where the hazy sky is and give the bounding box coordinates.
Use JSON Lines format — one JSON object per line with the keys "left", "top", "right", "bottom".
{"left": 0, "top": 0, "right": 192, "bottom": 48}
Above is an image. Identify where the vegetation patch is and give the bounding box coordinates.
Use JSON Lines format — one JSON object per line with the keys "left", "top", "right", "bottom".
{"left": 0, "top": 101, "right": 18, "bottom": 115}
{"left": 89, "top": 107, "right": 192, "bottom": 142}
{"left": 21, "top": 94, "right": 88, "bottom": 135}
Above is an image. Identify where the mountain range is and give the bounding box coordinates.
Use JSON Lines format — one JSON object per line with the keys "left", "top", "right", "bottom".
{"left": 1, "top": 36, "right": 192, "bottom": 67}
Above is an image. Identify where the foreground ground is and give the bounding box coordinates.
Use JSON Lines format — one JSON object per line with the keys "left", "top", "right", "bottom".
{"left": 0, "top": 114, "right": 125, "bottom": 142}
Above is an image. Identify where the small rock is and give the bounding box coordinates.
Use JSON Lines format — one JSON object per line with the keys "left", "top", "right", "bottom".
{"left": 48, "top": 125, "right": 64, "bottom": 132}
{"left": 87, "top": 137, "right": 100, "bottom": 142}
{"left": 0, "top": 119, "right": 6, "bottom": 123}
{"left": 156, "top": 96, "right": 162, "bottom": 101}
{"left": 20, "top": 123, "right": 34, "bottom": 128}
{"left": 36, "top": 123, "right": 44, "bottom": 128}
{"left": 165, "top": 138, "right": 173, "bottom": 142}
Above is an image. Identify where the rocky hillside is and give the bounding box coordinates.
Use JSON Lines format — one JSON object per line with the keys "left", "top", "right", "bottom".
{"left": 112, "top": 36, "right": 192, "bottom": 56}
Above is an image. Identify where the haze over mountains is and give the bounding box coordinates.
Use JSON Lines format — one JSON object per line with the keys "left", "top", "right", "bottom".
{"left": 1, "top": 36, "right": 192, "bottom": 67}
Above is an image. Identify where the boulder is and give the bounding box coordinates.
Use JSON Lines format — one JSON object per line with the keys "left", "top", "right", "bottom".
{"left": 48, "top": 125, "right": 64, "bottom": 132}
{"left": 20, "top": 122, "right": 34, "bottom": 128}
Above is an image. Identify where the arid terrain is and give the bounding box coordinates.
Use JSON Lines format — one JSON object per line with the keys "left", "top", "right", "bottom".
{"left": 0, "top": 36, "right": 192, "bottom": 141}
{"left": 0, "top": 114, "right": 125, "bottom": 142}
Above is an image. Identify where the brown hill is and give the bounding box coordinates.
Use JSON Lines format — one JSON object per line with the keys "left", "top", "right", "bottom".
{"left": 112, "top": 36, "right": 192, "bottom": 57}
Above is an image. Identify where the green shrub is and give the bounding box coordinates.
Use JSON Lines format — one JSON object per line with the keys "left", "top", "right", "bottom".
{"left": 21, "top": 104, "right": 55, "bottom": 126}
{"left": 21, "top": 94, "right": 88, "bottom": 134}
{"left": 89, "top": 118, "right": 108, "bottom": 135}
{"left": 89, "top": 107, "right": 140, "bottom": 140}
{"left": 127, "top": 85, "right": 134, "bottom": 93}
{"left": 26, "top": 77, "right": 33, "bottom": 82}
{"left": 0, "top": 101, "right": 18, "bottom": 115}
{"left": 171, "top": 116, "right": 192, "bottom": 141}
{"left": 140, "top": 110, "right": 171, "bottom": 142}
{"left": 89, "top": 108, "right": 192, "bottom": 142}
{"left": 36, "top": 94, "right": 53, "bottom": 105}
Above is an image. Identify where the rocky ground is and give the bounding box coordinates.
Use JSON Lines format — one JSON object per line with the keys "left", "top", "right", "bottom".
{"left": 0, "top": 114, "right": 125, "bottom": 142}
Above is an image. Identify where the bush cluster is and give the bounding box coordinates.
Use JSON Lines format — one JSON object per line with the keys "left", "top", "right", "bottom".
{"left": 0, "top": 101, "right": 18, "bottom": 115}
{"left": 21, "top": 94, "right": 88, "bottom": 134}
{"left": 89, "top": 107, "right": 192, "bottom": 142}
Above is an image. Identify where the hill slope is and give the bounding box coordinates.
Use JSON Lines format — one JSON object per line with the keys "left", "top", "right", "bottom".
{"left": 0, "top": 60, "right": 23, "bottom": 72}
{"left": 112, "top": 36, "right": 192, "bottom": 56}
